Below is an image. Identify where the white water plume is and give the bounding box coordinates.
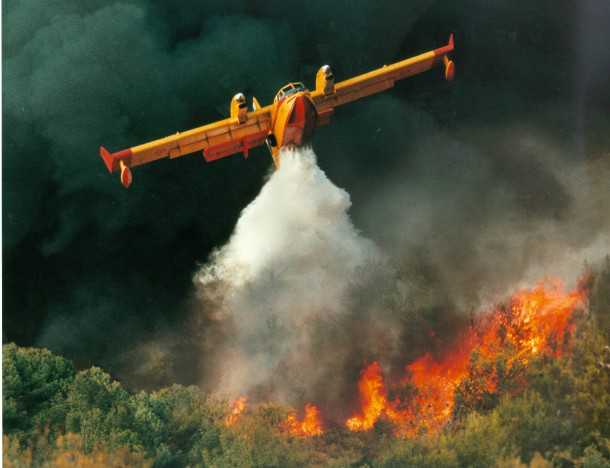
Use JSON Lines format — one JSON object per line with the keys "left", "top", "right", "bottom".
{"left": 193, "top": 147, "right": 389, "bottom": 401}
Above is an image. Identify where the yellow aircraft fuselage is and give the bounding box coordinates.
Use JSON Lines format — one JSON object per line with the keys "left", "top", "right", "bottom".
{"left": 100, "top": 35, "right": 455, "bottom": 188}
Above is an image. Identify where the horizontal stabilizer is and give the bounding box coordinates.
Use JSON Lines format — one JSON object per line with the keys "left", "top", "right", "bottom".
{"left": 99, "top": 146, "right": 133, "bottom": 173}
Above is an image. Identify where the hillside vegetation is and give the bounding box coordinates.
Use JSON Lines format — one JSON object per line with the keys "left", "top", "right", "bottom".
{"left": 3, "top": 263, "right": 610, "bottom": 467}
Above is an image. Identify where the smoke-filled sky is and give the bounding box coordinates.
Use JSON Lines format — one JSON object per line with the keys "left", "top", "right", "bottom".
{"left": 3, "top": 1, "right": 610, "bottom": 393}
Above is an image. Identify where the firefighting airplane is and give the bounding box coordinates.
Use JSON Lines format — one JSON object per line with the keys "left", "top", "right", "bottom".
{"left": 100, "top": 35, "right": 455, "bottom": 188}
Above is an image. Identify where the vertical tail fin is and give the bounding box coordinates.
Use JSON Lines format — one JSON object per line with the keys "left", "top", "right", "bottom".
{"left": 99, "top": 146, "right": 133, "bottom": 188}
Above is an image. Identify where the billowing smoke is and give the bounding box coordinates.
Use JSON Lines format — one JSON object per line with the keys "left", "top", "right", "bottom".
{"left": 193, "top": 148, "right": 398, "bottom": 414}
{"left": 355, "top": 125, "right": 610, "bottom": 312}
{"left": 191, "top": 142, "right": 609, "bottom": 419}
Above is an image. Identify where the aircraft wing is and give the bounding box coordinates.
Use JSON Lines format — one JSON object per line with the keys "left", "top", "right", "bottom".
{"left": 100, "top": 105, "right": 273, "bottom": 187}
{"left": 311, "top": 34, "right": 454, "bottom": 119}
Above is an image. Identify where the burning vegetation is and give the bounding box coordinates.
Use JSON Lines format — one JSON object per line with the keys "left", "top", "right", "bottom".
{"left": 283, "top": 404, "right": 324, "bottom": 437}
{"left": 344, "top": 280, "right": 586, "bottom": 437}
{"left": 3, "top": 267, "right": 609, "bottom": 466}
{"left": 225, "top": 396, "right": 248, "bottom": 426}
{"left": 224, "top": 280, "right": 588, "bottom": 439}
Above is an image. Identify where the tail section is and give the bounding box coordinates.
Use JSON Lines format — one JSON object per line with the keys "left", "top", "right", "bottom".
{"left": 99, "top": 146, "right": 133, "bottom": 188}
{"left": 433, "top": 33, "right": 456, "bottom": 81}
{"left": 99, "top": 146, "right": 114, "bottom": 173}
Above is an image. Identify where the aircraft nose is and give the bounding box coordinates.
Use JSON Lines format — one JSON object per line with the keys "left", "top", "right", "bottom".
{"left": 289, "top": 94, "right": 316, "bottom": 144}
{"left": 292, "top": 93, "right": 316, "bottom": 122}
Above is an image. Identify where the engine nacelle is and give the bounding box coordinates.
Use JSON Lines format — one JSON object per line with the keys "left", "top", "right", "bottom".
{"left": 119, "top": 160, "right": 132, "bottom": 188}
{"left": 315, "top": 65, "right": 335, "bottom": 95}
{"left": 230, "top": 93, "right": 248, "bottom": 124}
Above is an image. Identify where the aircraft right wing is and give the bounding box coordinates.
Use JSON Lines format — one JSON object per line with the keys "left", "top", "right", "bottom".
{"left": 311, "top": 34, "right": 455, "bottom": 123}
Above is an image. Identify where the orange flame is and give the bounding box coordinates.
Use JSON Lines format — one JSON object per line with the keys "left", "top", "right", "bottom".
{"left": 345, "top": 280, "right": 585, "bottom": 436}
{"left": 490, "top": 280, "right": 584, "bottom": 360}
{"left": 283, "top": 403, "right": 324, "bottom": 437}
{"left": 345, "top": 362, "right": 389, "bottom": 431}
{"left": 225, "top": 396, "right": 247, "bottom": 426}
{"left": 224, "top": 281, "right": 585, "bottom": 438}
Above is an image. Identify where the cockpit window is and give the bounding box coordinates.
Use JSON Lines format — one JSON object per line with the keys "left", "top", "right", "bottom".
{"left": 274, "top": 82, "right": 306, "bottom": 102}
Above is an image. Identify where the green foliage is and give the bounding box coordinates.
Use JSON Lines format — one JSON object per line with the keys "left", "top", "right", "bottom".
{"left": 496, "top": 391, "right": 569, "bottom": 462}
{"left": 526, "top": 322, "right": 610, "bottom": 458}
{"left": 64, "top": 366, "right": 139, "bottom": 451}
{"left": 590, "top": 256, "right": 610, "bottom": 336}
{"left": 443, "top": 409, "right": 510, "bottom": 467}
{"left": 3, "top": 343, "right": 75, "bottom": 438}
{"left": 210, "top": 404, "right": 310, "bottom": 467}
{"left": 372, "top": 437, "right": 457, "bottom": 467}
{"left": 129, "top": 385, "right": 223, "bottom": 466}
{"left": 3, "top": 432, "right": 152, "bottom": 468}
{"left": 582, "top": 444, "right": 610, "bottom": 468}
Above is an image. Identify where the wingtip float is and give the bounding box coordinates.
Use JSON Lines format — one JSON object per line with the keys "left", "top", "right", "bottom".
{"left": 100, "top": 34, "right": 455, "bottom": 188}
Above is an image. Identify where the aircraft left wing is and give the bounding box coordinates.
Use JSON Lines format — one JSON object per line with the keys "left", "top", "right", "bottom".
{"left": 100, "top": 103, "right": 272, "bottom": 188}
{"left": 311, "top": 34, "right": 455, "bottom": 123}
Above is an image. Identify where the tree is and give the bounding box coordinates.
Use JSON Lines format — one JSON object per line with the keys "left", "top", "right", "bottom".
{"left": 129, "top": 385, "right": 223, "bottom": 466}
{"left": 64, "top": 367, "right": 138, "bottom": 451}
{"left": 3, "top": 343, "right": 75, "bottom": 437}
